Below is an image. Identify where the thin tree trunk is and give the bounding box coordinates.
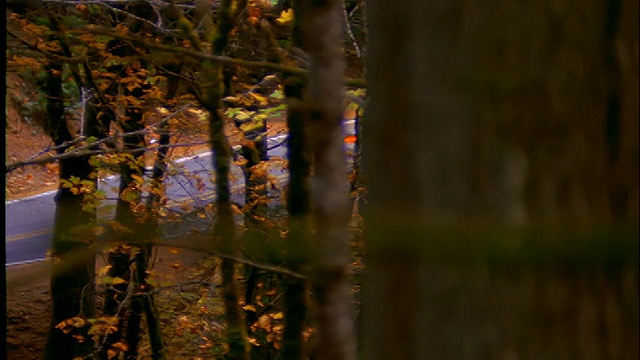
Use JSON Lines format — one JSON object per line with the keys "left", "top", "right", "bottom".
{"left": 281, "top": 2, "right": 312, "bottom": 358}
{"left": 137, "top": 116, "right": 172, "bottom": 360}
{"left": 97, "top": 41, "right": 149, "bottom": 357}
{"left": 200, "top": 1, "right": 250, "bottom": 359}
{"left": 127, "top": 79, "right": 177, "bottom": 360}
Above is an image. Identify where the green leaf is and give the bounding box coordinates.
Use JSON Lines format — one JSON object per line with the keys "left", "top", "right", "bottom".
{"left": 88, "top": 4, "right": 103, "bottom": 15}
{"left": 180, "top": 292, "right": 199, "bottom": 301}
{"left": 260, "top": 104, "right": 287, "bottom": 115}
{"left": 33, "top": 17, "right": 51, "bottom": 27}
{"left": 94, "top": 35, "right": 113, "bottom": 43}
{"left": 61, "top": 15, "right": 89, "bottom": 27}
{"left": 225, "top": 107, "right": 243, "bottom": 117}
{"left": 348, "top": 88, "right": 367, "bottom": 97}
{"left": 80, "top": 179, "right": 95, "bottom": 187}
{"left": 269, "top": 89, "right": 284, "bottom": 99}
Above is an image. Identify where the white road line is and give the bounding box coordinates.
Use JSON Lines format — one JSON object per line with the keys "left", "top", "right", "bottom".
{"left": 5, "top": 189, "right": 58, "bottom": 205}
{"left": 176, "top": 151, "right": 213, "bottom": 164}
{"left": 6, "top": 228, "right": 53, "bottom": 242}
{"left": 6, "top": 258, "right": 48, "bottom": 267}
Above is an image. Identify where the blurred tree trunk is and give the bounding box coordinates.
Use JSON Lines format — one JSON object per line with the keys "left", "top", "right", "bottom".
{"left": 362, "top": 0, "right": 638, "bottom": 359}
{"left": 298, "top": 1, "right": 357, "bottom": 360}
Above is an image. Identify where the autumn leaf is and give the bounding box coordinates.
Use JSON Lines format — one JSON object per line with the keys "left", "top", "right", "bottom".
{"left": 130, "top": 174, "right": 144, "bottom": 185}
{"left": 67, "top": 317, "right": 86, "bottom": 328}
{"left": 111, "top": 277, "right": 127, "bottom": 285}
{"left": 107, "top": 349, "right": 118, "bottom": 359}
{"left": 243, "top": 304, "right": 257, "bottom": 312}
{"left": 98, "top": 265, "right": 112, "bottom": 277}
{"left": 111, "top": 342, "right": 128, "bottom": 351}
{"left": 270, "top": 312, "right": 284, "bottom": 320}
{"left": 249, "top": 92, "right": 268, "bottom": 105}
{"left": 275, "top": 9, "right": 294, "bottom": 26}
{"left": 258, "top": 314, "right": 271, "bottom": 331}
{"left": 178, "top": 315, "right": 192, "bottom": 328}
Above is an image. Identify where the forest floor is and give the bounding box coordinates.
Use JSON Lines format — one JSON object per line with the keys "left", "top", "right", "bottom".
{"left": 5, "top": 71, "right": 294, "bottom": 359}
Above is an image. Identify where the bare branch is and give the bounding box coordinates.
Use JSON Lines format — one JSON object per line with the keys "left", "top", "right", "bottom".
{"left": 5, "top": 104, "right": 195, "bottom": 173}
{"left": 103, "top": 3, "right": 171, "bottom": 34}
{"left": 67, "top": 26, "right": 367, "bottom": 87}
{"left": 342, "top": 0, "right": 361, "bottom": 59}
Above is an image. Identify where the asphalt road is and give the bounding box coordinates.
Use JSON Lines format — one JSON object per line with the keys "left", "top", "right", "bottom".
{"left": 5, "top": 121, "right": 356, "bottom": 266}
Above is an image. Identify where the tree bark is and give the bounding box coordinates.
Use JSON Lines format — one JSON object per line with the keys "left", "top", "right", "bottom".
{"left": 42, "top": 15, "right": 100, "bottom": 358}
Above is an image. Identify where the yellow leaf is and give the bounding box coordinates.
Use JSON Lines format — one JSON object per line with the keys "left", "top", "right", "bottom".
{"left": 275, "top": 9, "right": 294, "bottom": 26}
{"left": 98, "top": 265, "right": 112, "bottom": 277}
{"left": 249, "top": 92, "right": 268, "bottom": 105}
{"left": 243, "top": 304, "right": 257, "bottom": 312}
{"left": 131, "top": 174, "right": 144, "bottom": 184}
{"left": 111, "top": 277, "right": 127, "bottom": 285}
{"left": 105, "top": 316, "right": 120, "bottom": 325}
{"left": 270, "top": 312, "right": 284, "bottom": 320}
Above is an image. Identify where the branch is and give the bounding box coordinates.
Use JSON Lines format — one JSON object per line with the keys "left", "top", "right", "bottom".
{"left": 5, "top": 104, "right": 195, "bottom": 173}
{"left": 342, "top": 0, "right": 362, "bottom": 59}
{"left": 69, "top": 26, "right": 367, "bottom": 87}
{"left": 35, "top": 0, "right": 198, "bottom": 9}
{"left": 7, "top": 29, "right": 84, "bottom": 63}
{"left": 154, "top": 233, "right": 307, "bottom": 279}
{"left": 103, "top": 3, "right": 173, "bottom": 35}
{"left": 5, "top": 139, "right": 215, "bottom": 173}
